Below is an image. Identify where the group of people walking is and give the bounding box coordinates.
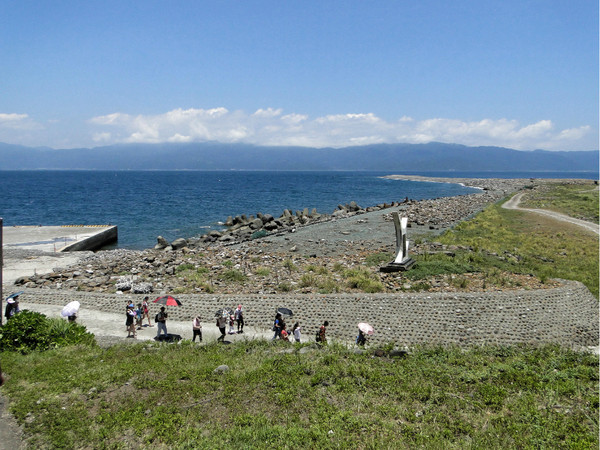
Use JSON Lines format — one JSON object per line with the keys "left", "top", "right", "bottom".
{"left": 125, "top": 297, "right": 154, "bottom": 338}
{"left": 271, "top": 313, "right": 330, "bottom": 345}
{"left": 216, "top": 305, "right": 244, "bottom": 341}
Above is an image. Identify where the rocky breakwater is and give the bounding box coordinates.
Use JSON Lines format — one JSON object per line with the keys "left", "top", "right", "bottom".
{"left": 389, "top": 191, "right": 503, "bottom": 229}
{"left": 381, "top": 177, "right": 533, "bottom": 230}
{"left": 152, "top": 200, "right": 411, "bottom": 250}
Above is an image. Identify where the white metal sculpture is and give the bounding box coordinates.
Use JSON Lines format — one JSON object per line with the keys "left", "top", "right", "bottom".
{"left": 381, "top": 212, "right": 415, "bottom": 272}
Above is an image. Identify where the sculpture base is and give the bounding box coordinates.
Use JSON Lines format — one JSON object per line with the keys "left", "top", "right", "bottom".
{"left": 379, "top": 258, "right": 416, "bottom": 273}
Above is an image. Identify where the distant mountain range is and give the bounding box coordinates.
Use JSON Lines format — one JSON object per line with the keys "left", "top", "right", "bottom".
{"left": 0, "top": 141, "right": 597, "bottom": 172}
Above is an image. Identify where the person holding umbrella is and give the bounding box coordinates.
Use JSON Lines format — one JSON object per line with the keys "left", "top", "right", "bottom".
{"left": 156, "top": 307, "right": 168, "bottom": 338}
{"left": 152, "top": 295, "right": 183, "bottom": 339}
{"left": 272, "top": 313, "right": 283, "bottom": 340}
{"left": 357, "top": 323, "right": 374, "bottom": 346}
{"left": 4, "top": 294, "right": 21, "bottom": 321}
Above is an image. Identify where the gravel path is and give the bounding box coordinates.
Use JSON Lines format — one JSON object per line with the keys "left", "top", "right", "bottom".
{"left": 503, "top": 191, "right": 599, "bottom": 235}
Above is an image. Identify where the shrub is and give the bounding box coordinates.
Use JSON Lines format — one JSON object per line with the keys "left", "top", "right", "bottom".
{"left": 318, "top": 278, "right": 342, "bottom": 294}
{"left": 365, "top": 252, "right": 393, "bottom": 267}
{"left": 277, "top": 282, "right": 292, "bottom": 292}
{"left": 0, "top": 310, "right": 95, "bottom": 354}
{"left": 343, "top": 268, "right": 384, "bottom": 293}
{"left": 405, "top": 257, "right": 473, "bottom": 281}
{"left": 222, "top": 269, "right": 248, "bottom": 283}
{"left": 333, "top": 262, "right": 345, "bottom": 272}
{"left": 254, "top": 267, "right": 270, "bottom": 277}
{"left": 176, "top": 263, "right": 195, "bottom": 273}
{"left": 299, "top": 273, "right": 318, "bottom": 288}
{"left": 283, "top": 259, "right": 297, "bottom": 274}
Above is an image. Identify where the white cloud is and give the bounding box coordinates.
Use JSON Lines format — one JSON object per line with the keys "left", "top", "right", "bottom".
{"left": 0, "top": 113, "right": 29, "bottom": 122}
{"left": 0, "top": 113, "right": 42, "bottom": 131}
{"left": 84, "top": 107, "right": 596, "bottom": 151}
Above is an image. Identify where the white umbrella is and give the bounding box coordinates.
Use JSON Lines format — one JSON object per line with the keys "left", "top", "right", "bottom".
{"left": 61, "top": 301, "right": 80, "bottom": 317}
{"left": 358, "top": 322, "right": 374, "bottom": 335}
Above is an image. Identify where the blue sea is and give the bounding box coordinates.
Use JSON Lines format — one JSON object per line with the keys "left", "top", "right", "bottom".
{"left": 0, "top": 170, "right": 596, "bottom": 250}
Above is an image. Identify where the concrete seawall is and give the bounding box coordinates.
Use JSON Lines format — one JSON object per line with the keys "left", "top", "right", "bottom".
{"left": 2, "top": 225, "right": 117, "bottom": 252}
{"left": 16, "top": 280, "right": 599, "bottom": 348}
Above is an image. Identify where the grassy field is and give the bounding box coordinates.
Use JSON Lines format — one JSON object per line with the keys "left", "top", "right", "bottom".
{"left": 1, "top": 341, "right": 597, "bottom": 449}
{"left": 518, "top": 181, "right": 599, "bottom": 223}
{"left": 1, "top": 180, "right": 598, "bottom": 448}
{"left": 408, "top": 180, "right": 599, "bottom": 297}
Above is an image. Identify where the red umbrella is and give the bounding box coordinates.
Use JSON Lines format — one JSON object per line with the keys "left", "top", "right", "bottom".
{"left": 153, "top": 295, "right": 183, "bottom": 306}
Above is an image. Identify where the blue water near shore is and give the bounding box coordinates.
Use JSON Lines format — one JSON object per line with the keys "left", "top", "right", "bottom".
{"left": 0, "top": 170, "right": 596, "bottom": 250}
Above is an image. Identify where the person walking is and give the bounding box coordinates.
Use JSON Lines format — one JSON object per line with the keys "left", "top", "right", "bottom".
{"left": 156, "top": 307, "right": 168, "bottom": 338}
{"left": 356, "top": 329, "right": 367, "bottom": 346}
{"left": 317, "top": 321, "right": 329, "bottom": 344}
{"left": 142, "top": 296, "right": 152, "bottom": 327}
{"left": 292, "top": 322, "right": 301, "bottom": 343}
{"left": 272, "top": 313, "right": 282, "bottom": 340}
{"left": 228, "top": 312, "right": 235, "bottom": 334}
{"left": 192, "top": 316, "right": 203, "bottom": 342}
{"left": 216, "top": 315, "right": 227, "bottom": 341}
{"left": 126, "top": 305, "right": 136, "bottom": 338}
{"left": 4, "top": 296, "right": 20, "bottom": 321}
{"left": 135, "top": 303, "right": 144, "bottom": 330}
{"left": 234, "top": 305, "right": 244, "bottom": 333}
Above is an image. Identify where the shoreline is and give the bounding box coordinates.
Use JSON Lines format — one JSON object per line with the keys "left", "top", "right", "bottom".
{"left": 1, "top": 177, "right": 532, "bottom": 289}
{"left": 2, "top": 176, "right": 598, "bottom": 350}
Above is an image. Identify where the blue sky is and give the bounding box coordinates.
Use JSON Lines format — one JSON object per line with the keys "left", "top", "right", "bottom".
{"left": 1, "top": 1, "right": 597, "bottom": 150}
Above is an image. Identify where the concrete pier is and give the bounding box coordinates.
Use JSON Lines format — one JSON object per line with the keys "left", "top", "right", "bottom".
{"left": 2, "top": 225, "right": 117, "bottom": 252}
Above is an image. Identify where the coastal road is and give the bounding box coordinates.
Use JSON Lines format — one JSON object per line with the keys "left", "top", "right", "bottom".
{"left": 503, "top": 192, "right": 599, "bottom": 235}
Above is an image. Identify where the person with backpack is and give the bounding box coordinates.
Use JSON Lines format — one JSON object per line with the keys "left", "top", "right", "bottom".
{"left": 155, "top": 307, "right": 168, "bottom": 338}
{"left": 126, "top": 305, "right": 136, "bottom": 338}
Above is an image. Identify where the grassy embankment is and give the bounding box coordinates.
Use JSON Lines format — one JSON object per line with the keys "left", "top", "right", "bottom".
{"left": 1, "top": 342, "right": 597, "bottom": 449}
{"left": 0, "top": 180, "right": 598, "bottom": 448}
{"left": 405, "top": 180, "right": 599, "bottom": 297}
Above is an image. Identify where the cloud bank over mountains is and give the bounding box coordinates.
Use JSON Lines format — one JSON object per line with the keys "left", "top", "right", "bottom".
{"left": 0, "top": 107, "right": 594, "bottom": 151}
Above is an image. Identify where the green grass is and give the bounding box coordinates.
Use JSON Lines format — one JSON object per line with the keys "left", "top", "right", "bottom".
{"left": 1, "top": 342, "right": 597, "bottom": 448}
{"left": 435, "top": 199, "right": 599, "bottom": 297}
{"left": 221, "top": 269, "right": 248, "bottom": 283}
{"left": 519, "top": 182, "right": 599, "bottom": 223}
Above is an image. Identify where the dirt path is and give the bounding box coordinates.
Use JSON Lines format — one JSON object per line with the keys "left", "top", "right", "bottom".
{"left": 502, "top": 192, "right": 599, "bottom": 235}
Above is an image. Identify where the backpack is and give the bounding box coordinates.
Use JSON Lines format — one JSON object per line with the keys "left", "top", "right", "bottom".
{"left": 315, "top": 329, "right": 321, "bottom": 342}
{"left": 155, "top": 313, "right": 160, "bottom": 322}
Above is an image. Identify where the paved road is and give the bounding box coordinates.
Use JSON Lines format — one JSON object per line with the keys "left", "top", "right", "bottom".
{"left": 502, "top": 192, "right": 599, "bottom": 235}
